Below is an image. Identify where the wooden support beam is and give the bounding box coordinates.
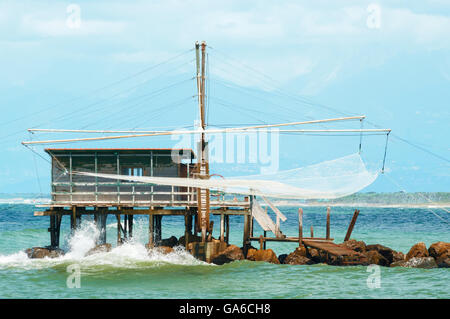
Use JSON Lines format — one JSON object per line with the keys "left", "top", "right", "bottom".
{"left": 298, "top": 208, "right": 303, "bottom": 246}
{"left": 184, "top": 213, "right": 190, "bottom": 250}
{"left": 263, "top": 231, "right": 267, "bottom": 249}
{"left": 243, "top": 214, "right": 251, "bottom": 254}
{"left": 35, "top": 208, "right": 249, "bottom": 217}
{"left": 207, "top": 221, "right": 214, "bottom": 241}
{"left": 154, "top": 215, "right": 162, "bottom": 245}
{"left": 225, "top": 214, "right": 230, "bottom": 244}
{"left": 250, "top": 236, "right": 334, "bottom": 243}
{"left": 49, "top": 213, "right": 62, "bottom": 248}
{"left": 344, "top": 209, "right": 360, "bottom": 242}
{"left": 310, "top": 226, "right": 314, "bottom": 238}
{"left": 128, "top": 214, "right": 133, "bottom": 239}
{"left": 194, "top": 209, "right": 199, "bottom": 236}
{"left": 326, "top": 206, "right": 331, "bottom": 240}
{"left": 116, "top": 214, "right": 122, "bottom": 245}
{"left": 148, "top": 213, "right": 154, "bottom": 248}
{"left": 259, "top": 235, "right": 264, "bottom": 250}
{"left": 70, "top": 206, "right": 77, "bottom": 233}
{"left": 95, "top": 209, "right": 107, "bottom": 245}
{"left": 220, "top": 214, "right": 225, "bottom": 242}
{"left": 123, "top": 214, "right": 128, "bottom": 240}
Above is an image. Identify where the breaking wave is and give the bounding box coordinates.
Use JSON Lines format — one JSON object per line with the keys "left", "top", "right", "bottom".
{"left": 0, "top": 220, "right": 208, "bottom": 271}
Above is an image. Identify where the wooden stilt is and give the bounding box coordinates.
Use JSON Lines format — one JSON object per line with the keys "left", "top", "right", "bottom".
{"left": 250, "top": 215, "right": 254, "bottom": 238}
{"left": 116, "top": 214, "right": 122, "bottom": 245}
{"left": 263, "top": 231, "right": 267, "bottom": 250}
{"left": 225, "top": 214, "right": 230, "bottom": 244}
{"left": 154, "top": 215, "right": 162, "bottom": 245}
{"left": 207, "top": 221, "right": 214, "bottom": 241}
{"left": 70, "top": 206, "right": 77, "bottom": 234}
{"left": 259, "top": 235, "right": 264, "bottom": 250}
{"left": 326, "top": 207, "right": 331, "bottom": 240}
{"left": 128, "top": 215, "right": 133, "bottom": 239}
{"left": 123, "top": 214, "right": 128, "bottom": 240}
{"left": 298, "top": 208, "right": 303, "bottom": 246}
{"left": 344, "top": 209, "right": 360, "bottom": 242}
{"left": 220, "top": 214, "right": 225, "bottom": 242}
{"left": 49, "top": 213, "right": 61, "bottom": 248}
{"left": 184, "top": 213, "right": 190, "bottom": 249}
{"left": 55, "top": 214, "right": 62, "bottom": 247}
{"left": 310, "top": 225, "right": 314, "bottom": 238}
{"left": 243, "top": 213, "right": 251, "bottom": 254}
{"left": 96, "top": 210, "right": 107, "bottom": 245}
{"left": 194, "top": 210, "right": 199, "bottom": 236}
{"left": 148, "top": 213, "right": 154, "bottom": 248}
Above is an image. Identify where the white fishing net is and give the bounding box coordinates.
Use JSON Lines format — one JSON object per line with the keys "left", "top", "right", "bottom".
{"left": 75, "top": 153, "right": 379, "bottom": 200}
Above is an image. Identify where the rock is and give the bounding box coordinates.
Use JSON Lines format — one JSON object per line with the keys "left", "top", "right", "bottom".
{"left": 436, "top": 258, "right": 450, "bottom": 268}
{"left": 241, "top": 244, "right": 257, "bottom": 254}
{"left": 211, "top": 245, "right": 244, "bottom": 265}
{"left": 278, "top": 254, "right": 288, "bottom": 264}
{"left": 393, "top": 251, "right": 405, "bottom": 263}
{"left": 246, "top": 249, "right": 280, "bottom": 264}
{"left": 340, "top": 240, "right": 367, "bottom": 253}
{"left": 390, "top": 260, "right": 408, "bottom": 267}
{"left": 158, "top": 246, "right": 175, "bottom": 254}
{"left": 365, "top": 250, "right": 389, "bottom": 266}
{"left": 178, "top": 234, "right": 202, "bottom": 246}
{"left": 406, "top": 242, "right": 429, "bottom": 261}
{"left": 428, "top": 242, "right": 450, "bottom": 265}
{"left": 25, "top": 247, "right": 64, "bottom": 259}
{"left": 284, "top": 247, "right": 314, "bottom": 265}
{"left": 86, "top": 243, "right": 112, "bottom": 256}
{"left": 304, "top": 248, "right": 321, "bottom": 263}
{"left": 144, "top": 244, "right": 174, "bottom": 254}
{"left": 366, "top": 244, "right": 395, "bottom": 264}
{"left": 158, "top": 236, "right": 179, "bottom": 248}
{"left": 391, "top": 257, "right": 438, "bottom": 269}
{"left": 404, "top": 257, "right": 437, "bottom": 269}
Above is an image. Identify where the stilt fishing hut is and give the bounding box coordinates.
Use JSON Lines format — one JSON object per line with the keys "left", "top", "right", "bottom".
{"left": 35, "top": 147, "right": 251, "bottom": 259}
{"left": 26, "top": 41, "right": 391, "bottom": 263}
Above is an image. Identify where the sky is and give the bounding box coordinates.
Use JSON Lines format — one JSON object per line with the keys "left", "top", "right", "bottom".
{"left": 0, "top": 0, "right": 449, "bottom": 194}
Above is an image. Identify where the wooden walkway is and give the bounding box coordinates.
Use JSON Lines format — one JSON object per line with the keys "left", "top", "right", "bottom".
{"left": 302, "top": 239, "right": 367, "bottom": 265}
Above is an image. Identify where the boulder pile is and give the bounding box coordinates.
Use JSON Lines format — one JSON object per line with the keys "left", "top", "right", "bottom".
{"left": 25, "top": 247, "right": 64, "bottom": 259}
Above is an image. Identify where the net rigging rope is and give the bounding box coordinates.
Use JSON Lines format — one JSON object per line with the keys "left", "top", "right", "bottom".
{"left": 210, "top": 48, "right": 449, "bottom": 165}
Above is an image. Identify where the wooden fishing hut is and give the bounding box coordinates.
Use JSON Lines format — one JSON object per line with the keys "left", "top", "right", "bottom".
{"left": 34, "top": 42, "right": 253, "bottom": 261}
{"left": 35, "top": 147, "right": 252, "bottom": 261}
{"left": 28, "top": 41, "right": 382, "bottom": 264}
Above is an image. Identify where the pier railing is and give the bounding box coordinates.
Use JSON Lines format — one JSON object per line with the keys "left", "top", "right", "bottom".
{"left": 50, "top": 182, "right": 248, "bottom": 207}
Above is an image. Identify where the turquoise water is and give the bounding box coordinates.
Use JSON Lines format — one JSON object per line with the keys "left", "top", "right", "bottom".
{"left": 0, "top": 204, "right": 448, "bottom": 299}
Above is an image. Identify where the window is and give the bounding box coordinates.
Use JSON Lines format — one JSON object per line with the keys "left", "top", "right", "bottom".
{"left": 122, "top": 167, "right": 143, "bottom": 176}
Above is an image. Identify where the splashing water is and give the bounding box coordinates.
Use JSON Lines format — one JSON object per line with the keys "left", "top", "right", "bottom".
{"left": 0, "top": 219, "right": 207, "bottom": 271}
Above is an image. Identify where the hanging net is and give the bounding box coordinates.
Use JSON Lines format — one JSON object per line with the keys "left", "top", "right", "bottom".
{"left": 74, "top": 152, "right": 378, "bottom": 200}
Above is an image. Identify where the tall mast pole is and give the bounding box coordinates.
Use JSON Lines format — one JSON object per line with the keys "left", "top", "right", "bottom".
{"left": 195, "top": 41, "right": 210, "bottom": 242}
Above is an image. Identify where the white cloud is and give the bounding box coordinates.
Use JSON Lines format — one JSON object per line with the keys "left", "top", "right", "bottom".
{"left": 20, "top": 15, "right": 127, "bottom": 37}
{"left": 2, "top": 0, "right": 450, "bottom": 93}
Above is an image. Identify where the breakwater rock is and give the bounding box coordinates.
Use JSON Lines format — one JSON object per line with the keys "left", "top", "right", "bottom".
{"left": 25, "top": 247, "right": 64, "bottom": 259}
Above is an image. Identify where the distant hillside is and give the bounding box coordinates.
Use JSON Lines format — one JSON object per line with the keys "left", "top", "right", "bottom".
{"left": 318, "top": 192, "right": 450, "bottom": 205}
{"left": 0, "top": 192, "right": 449, "bottom": 206}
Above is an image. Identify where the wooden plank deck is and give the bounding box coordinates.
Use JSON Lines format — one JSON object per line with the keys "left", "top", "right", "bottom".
{"left": 302, "top": 240, "right": 359, "bottom": 257}
{"left": 302, "top": 239, "right": 367, "bottom": 265}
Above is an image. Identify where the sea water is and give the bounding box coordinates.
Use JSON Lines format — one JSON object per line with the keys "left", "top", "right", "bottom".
{"left": 0, "top": 204, "right": 448, "bottom": 299}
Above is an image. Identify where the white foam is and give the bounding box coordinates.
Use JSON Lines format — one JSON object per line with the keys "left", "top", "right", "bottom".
{"left": 0, "top": 220, "right": 208, "bottom": 270}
